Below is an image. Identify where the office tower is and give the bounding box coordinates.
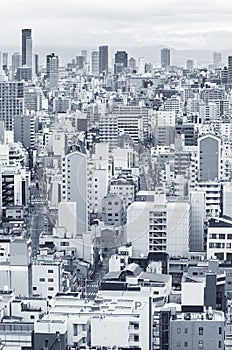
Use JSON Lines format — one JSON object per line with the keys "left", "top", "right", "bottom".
{"left": 13, "top": 113, "right": 35, "bottom": 149}
{"left": 76, "top": 55, "right": 84, "bottom": 70}
{"left": 129, "top": 57, "right": 136, "bottom": 71}
{"left": 11, "top": 52, "right": 21, "bottom": 78}
{"left": 81, "top": 50, "right": 87, "bottom": 63}
{"left": 0, "top": 82, "right": 24, "bottom": 130}
{"left": 161, "top": 48, "right": 171, "bottom": 69}
{"left": 22, "top": 29, "right": 32, "bottom": 66}
{"left": 2, "top": 52, "right": 8, "bottom": 71}
{"left": 138, "top": 57, "right": 145, "bottom": 75}
{"left": 221, "top": 67, "right": 228, "bottom": 84}
{"left": 34, "top": 54, "right": 39, "bottom": 75}
{"left": 91, "top": 50, "right": 99, "bottom": 76}
{"left": 186, "top": 59, "right": 194, "bottom": 71}
{"left": 46, "top": 53, "right": 59, "bottom": 90}
{"left": 25, "top": 85, "right": 42, "bottom": 111}
{"left": 99, "top": 45, "right": 108, "bottom": 74}
{"left": 228, "top": 56, "right": 232, "bottom": 83}
{"left": 114, "top": 51, "right": 128, "bottom": 74}
{"left": 198, "top": 134, "right": 221, "bottom": 181}
{"left": 213, "top": 51, "right": 222, "bottom": 69}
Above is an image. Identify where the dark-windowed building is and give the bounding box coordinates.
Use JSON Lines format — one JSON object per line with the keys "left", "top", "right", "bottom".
{"left": 114, "top": 51, "right": 128, "bottom": 74}
{"left": 99, "top": 45, "right": 108, "bottom": 74}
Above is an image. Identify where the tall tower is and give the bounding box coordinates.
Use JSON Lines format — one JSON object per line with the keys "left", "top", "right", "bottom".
{"left": 46, "top": 53, "right": 59, "bottom": 90}
{"left": 91, "top": 50, "right": 99, "bottom": 76}
{"left": 213, "top": 52, "right": 222, "bottom": 69}
{"left": 12, "top": 52, "right": 21, "bottom": 78}
{"left": 161, "top": 48, "right": 171, "bottom": 69}
{"left": 114, "top": 51, "right": 128, "bottom": 74}
{"left": 228, "top": 56, "right": 232, "bottom": 83}
{"left": 99, "top": 45, "right": 108, "bottom": 74}
{"left": 22, "top": 29, "right": 32, "bottom": 66}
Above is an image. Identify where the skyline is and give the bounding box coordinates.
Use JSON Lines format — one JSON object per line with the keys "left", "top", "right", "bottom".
{"left": 1, "top": 0, "right": 232, "bottom": 53}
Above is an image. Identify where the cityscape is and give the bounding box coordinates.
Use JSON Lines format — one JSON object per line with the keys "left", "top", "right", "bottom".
{"left": 2, "top": 1, "right": 232, "bottom": 350}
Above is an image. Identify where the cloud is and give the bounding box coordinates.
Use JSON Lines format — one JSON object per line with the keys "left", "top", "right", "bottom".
{"left": 0, "top": 0, "right": 232, "bottom": 53}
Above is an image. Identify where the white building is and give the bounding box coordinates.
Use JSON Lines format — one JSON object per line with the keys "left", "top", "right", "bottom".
{"left": 126, "top": 191, "right": 190, "bottom": 258}
{"left": 62, "top": 147, "right": 87, "bottom": 235}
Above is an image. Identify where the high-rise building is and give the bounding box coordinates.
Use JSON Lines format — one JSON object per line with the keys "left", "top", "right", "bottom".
{"left": 198, "top": 134, "right": 221, "bottom": 182}
{"left": 186, "top": 59, "right": 194, "bottom": 71}
{"left": 161, "top": 48, "right": 171, "bottom": 69}
{"left": 91, "top": 50, "right": 99, "bottom": 76}
{"left": 76, "top": 55, "right": 84, "bottom": 70}
{"left": 62, "top": 146, "right": 87, "bottom": 235}
{"left": 21, "top": 29, "right": 32, "bottom": 66}
{"left": 81, "top": 50, "right": 87, "bottom": 64}
{"left": 0, "top": 82, "right": 24, "bottom": 130}
{"left": 46, "top": 53, "right": 59, "bottom": 90}
{"left": 99, "top": 45, "right": 108, "bottom": 74}
{"left": 13, "top": 113, "right": 35, "bottom": 149}
{"left": 228, "top": 56, "right": 232, "bottom": 83}
{"left": 2, "top": 52, "right": 8, "bottom": 71}
{"left": 213, "top": 51, "right": 222, "bottom": 69}
{"left": 129, "top": 57, "right": 136, "bottom": 72}
{"left": 11, "top": 52, "right": 21, "bottom": 78}
{"left": 34, "top": 54, "right": 39, "bottom": 76}
{"left": 114, "top": 51, "right": 128, "bottom": 74}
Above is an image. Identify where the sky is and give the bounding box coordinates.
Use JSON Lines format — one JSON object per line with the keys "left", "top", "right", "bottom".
{"left": 1, "top": 0, "right": 232, "bottom": 53}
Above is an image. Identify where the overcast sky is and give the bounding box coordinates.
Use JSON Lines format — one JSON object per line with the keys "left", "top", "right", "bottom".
{"left": 1, "top": 0, "right": 232, "bottom": 52}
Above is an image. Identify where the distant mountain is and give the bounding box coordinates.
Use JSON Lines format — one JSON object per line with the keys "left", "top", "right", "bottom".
{"left": 30, "top": 45, "right": 232, "bottom": 68}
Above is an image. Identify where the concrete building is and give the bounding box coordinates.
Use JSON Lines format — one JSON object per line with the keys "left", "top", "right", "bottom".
{"left": 91, "top": 50, "right": 99, "bottom": 76}
{"left": 11, "top": 52, "right": 21, "bottom": 79}
{"left": 102, "top": 193, "right": 124, "bottom": 226}
{"left": 189, "top": 191, "right": 206, "bottom": 252}
{"left": 0, "top": 237, "right": 32, "bottom": 297}
{"left": 46, "top": 52, "right": 59, "bottom": 90}
{"left": 32, "top": 261, "right": 63, "bottom": 299}
{"left": 13, "top": 113, "right": 35, "bottom": 149}
{"left": 207, "top": 216, "right": 232, "bottom": 261}
{"left": 0, "top": 82, "right": 24, "bottom": 130}
{"left": 198, "top": 134, "right": 221, "bottom": 182}
{"left": 87, "top": 142, "right": 109, "bottom": 214}
{"left": 99, "top": 45, "right": 108, "bottom": 74}
{"left": 24, "top": 85, "right": 42, "bottom": 112}
{"left": 126, "top": 192, "right": 190, "bottom": 258}
{"left": 62, "top": 146, "right": 87, "bottom": 235}
{"left": 161, "top": 48, "right": 171, "bottom": 69}
{"left": 21, "top": 29, "right": 32, "bottom": 66}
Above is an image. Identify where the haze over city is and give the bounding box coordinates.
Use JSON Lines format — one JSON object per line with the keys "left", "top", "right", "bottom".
{"left": 1, "top": 0, "right": 232, "bottom": 52}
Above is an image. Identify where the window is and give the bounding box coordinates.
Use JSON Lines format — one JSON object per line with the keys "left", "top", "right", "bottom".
{"left": 33, "top": 286, "right": 37, "bottom": 291}
{"left": 30, "top": 315, "right": 35, "bottom": 320}
{"left": 48, "top": 269, "right": 53, "bottom": 274}
{"left": 177, "top": 342, "right": 180, "bottom": 347}
{"left": 73, "top": 324, "right": 78, "bottom": 336}
{"left": 199, "top": 327, "right": 203, "bottom": 335}
{"left": 219, "top": 341, "right": 222, "bottom": 348}
{"left": 184, "top": 328, "right": 188, "bottom": 334}
{"left": 219, "top": 327, "right": 222, "bottom": 334}
{"left": 48, "top": 278, "right": 54, "bottom": 282}
{"left": 134, "top": 335, "right": 139, "bottom": 342}
{"left": 198, "top": 340, "right": 203, "bottom": 349}
{"left": 184, "top": 342, "right": 188, "bottom": 347}
{"left": 48, "top": 287, "right": 54, "bottom": 291}
{"left": 177, "top": 328, "right": 181, "bottom": 334}
{"left": 39, "top": 278, "right": 45, "bottom": 282}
